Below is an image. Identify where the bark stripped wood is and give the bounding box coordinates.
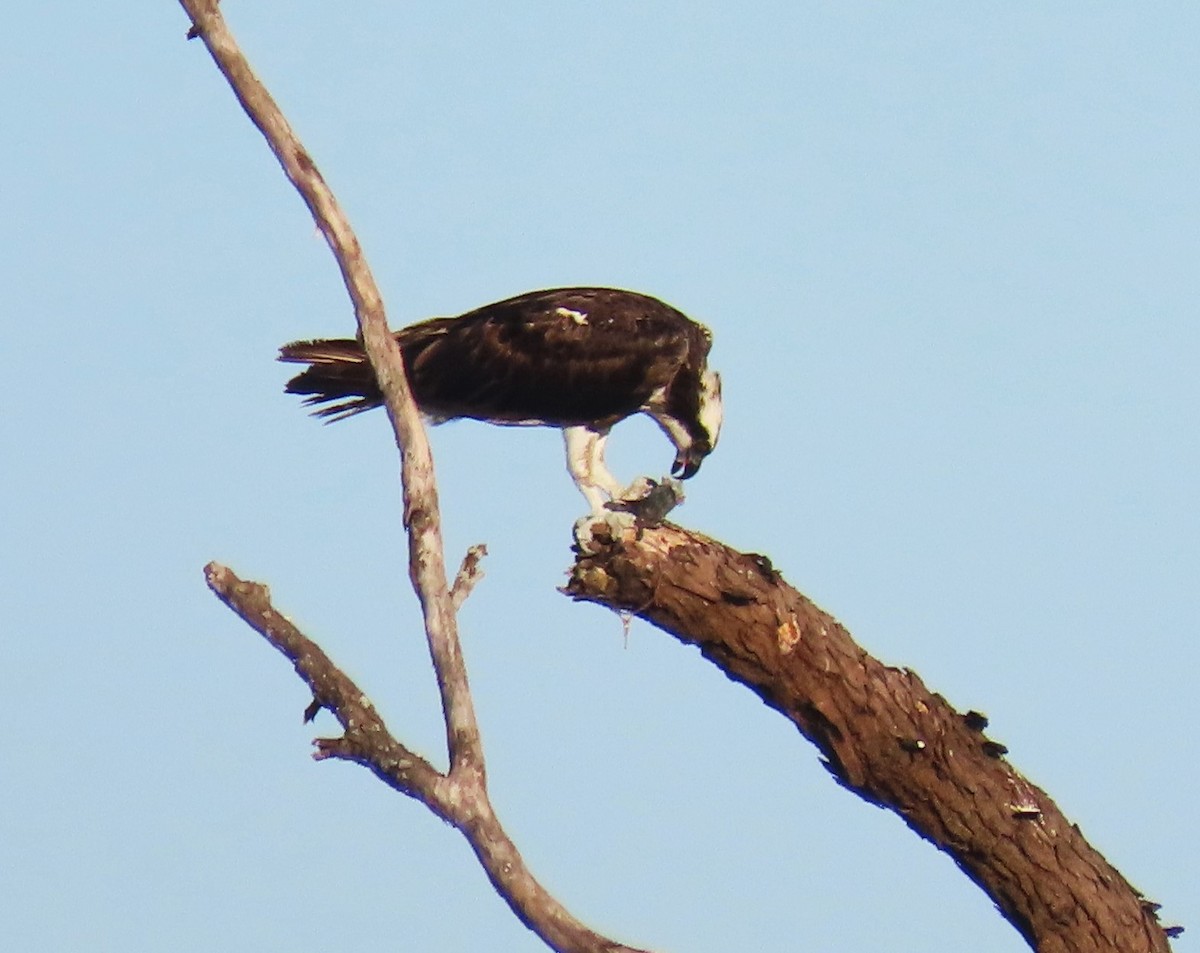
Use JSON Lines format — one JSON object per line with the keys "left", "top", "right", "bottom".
{"left": 179, "top": 0, "right": 480, "bottom": 780}
{"left": 564, "top": 521, "right": 1178, "bottom": 953}
{"left": 205, "top": 562, "right": 649, "bottom": 953}
{"left": 181, "top": 2, "right": 649, "bottom": 950}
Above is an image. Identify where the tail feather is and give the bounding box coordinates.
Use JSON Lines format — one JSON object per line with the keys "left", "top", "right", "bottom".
{"left": 279, "top": 338, "right": 383, "bottom": 419}
{"left": 278, "top": 338, "right": 364, "bottom": 364}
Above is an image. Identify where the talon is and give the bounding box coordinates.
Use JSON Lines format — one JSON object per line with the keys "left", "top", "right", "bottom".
{"left": 573, "top": 511, "right": 638, "bottom": 554}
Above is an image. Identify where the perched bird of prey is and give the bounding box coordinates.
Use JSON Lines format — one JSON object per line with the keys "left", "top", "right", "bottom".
{"left": 279, "top": 286, "right": 723, "bottom": 513}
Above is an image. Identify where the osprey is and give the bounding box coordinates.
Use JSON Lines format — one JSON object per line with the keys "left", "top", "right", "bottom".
{"left": 279, "top": 287, "right": 723, "bottom": 513}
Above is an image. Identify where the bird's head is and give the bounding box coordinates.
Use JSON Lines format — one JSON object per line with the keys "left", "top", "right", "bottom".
{"left": 671, "top": 369, "right": 723, "bottom": 479}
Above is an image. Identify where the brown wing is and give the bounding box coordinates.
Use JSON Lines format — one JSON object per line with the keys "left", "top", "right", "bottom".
{"left": 281, "top": 287, "right": 711, "bottom": 428}
{"left": 402, "top": 287, "right": 708, "bottom": 427}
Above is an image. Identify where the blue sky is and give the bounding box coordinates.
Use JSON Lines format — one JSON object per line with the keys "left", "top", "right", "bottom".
{"left": 3, "top": 3, "right": 1196, "bottom": 950}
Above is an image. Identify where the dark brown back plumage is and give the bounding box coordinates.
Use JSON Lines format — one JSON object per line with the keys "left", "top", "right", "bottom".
{"left": 280, "top": 287, "right": 712, "bottom": 430}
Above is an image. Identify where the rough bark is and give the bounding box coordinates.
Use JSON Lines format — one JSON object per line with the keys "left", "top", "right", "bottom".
{"left": 565, "top": 521, "right": 1177, "bottom": 953}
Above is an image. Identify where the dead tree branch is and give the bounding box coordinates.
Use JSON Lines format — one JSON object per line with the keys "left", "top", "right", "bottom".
{"left": 180, "top": 1, "right": 1178, "bottom": 948}
{"left": 205, "top": 563, "right": 649, "bottom": 953}
{"left": 181, "top": 2, "right": 648, "bottom": 950}
{"left": 564, "top": 521, "right": 1178, "bottom": 953}
{"left": 180, "top": 0, "right": 479, "bottom": 778}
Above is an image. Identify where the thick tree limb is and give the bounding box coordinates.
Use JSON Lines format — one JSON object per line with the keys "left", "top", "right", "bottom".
{"left": 564, "top": 521, "right": 1177, "bottom": 953}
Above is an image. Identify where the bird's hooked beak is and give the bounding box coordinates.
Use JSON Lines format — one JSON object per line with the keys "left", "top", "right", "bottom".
{"left": 672, "top": 442, "right": 710, "bottom": 480}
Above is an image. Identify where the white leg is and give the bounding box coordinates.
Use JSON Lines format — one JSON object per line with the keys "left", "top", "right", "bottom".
{"left": 586, "top": 429, "right": 624, "bottom": 498}
{"left": 563, "top": 426, "right": 619, "bottom": 513}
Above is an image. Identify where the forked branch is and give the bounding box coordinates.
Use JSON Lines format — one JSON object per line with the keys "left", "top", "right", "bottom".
{"left": 182, "top": 2, "right": 646, "bottom": 950}
{"left": 204, "top": 562, "right": 648, "bottom": 953}
{"left": 180, "top": 0, "right": 479, "bottom": 779}
{"left": 181, "top": 1, "right": 1179, "bottom": 949}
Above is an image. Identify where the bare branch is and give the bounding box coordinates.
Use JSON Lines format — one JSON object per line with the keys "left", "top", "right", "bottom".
{"left": 203, "top": 562, "right": 443, "bottom": 798}
{"left": 565, "top": 522, "right": 1177, "bottom": 953}
{"left": 181, "top": 3, "right": 659, "bottom": 949}
{"left": 204, "top": 562, "right": 651, "bottom": 953}
{"left": 180, "top": 0, "right": 481, "bottom": 780}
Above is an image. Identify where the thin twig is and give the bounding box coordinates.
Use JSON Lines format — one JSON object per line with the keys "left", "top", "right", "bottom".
{"left": 450, "top": 544, "right": 489, "bottom": 610}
